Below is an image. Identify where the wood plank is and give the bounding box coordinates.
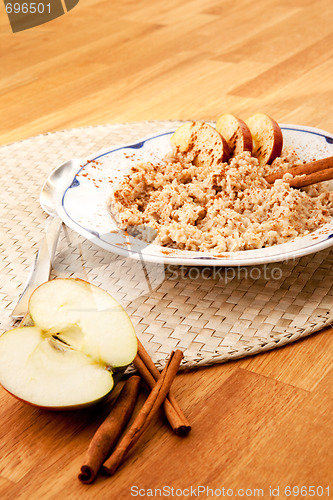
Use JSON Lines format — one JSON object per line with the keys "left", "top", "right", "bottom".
{"left": 240, "top": 327, "right": 333, "bottom": 391}
{"left": 229, "top": 34, "right": 333, "bottom": 98}
{"left": 0, "top": 368, "right": 309, "bottom": 497}
{"left": 220, "top": 0, "right": 333, "bottom": 64}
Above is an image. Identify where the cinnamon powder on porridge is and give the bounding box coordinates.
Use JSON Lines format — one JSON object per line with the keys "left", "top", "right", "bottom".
{"left": 110, "top": 149, "right": 333, "bottom": 253}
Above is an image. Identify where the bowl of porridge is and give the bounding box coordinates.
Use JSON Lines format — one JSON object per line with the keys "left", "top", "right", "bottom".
{"left": 56, "top": 120, "right": 333, "bottom": 266}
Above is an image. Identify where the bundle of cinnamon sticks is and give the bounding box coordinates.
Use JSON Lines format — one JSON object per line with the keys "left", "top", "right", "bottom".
{"left": 79, "top": 340, "right": 190, "bottom": 484}
{"left": 265, "top": 155, "right": 333, "bottom": 188}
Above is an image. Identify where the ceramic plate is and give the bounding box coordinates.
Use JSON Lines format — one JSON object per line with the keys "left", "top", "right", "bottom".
{"left": 55, "top": 123, "right": 333, "bottom": 266}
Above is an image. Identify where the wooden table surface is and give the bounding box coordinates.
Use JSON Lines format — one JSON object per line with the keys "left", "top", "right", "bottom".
{"left": 0, "top": 1, "right": 332, "bottom": 498}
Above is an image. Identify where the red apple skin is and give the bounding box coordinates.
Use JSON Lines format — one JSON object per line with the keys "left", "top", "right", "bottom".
{"left": 245, "top": 113, "right": 283, "bottom": 165}
{"left": 0, "top": 367, "right": 126, "bottom": 411}
{"left": 216, "top": 113, "right": 253, "bottom": 156}
{"left": 265, "top": 118, "right": 283, "bottom": 164}
{"left": 219, "top": 133, "right": 231, "bottom": 162}
{"left": 0, "top": 385, "right": 110, "bottom": 411}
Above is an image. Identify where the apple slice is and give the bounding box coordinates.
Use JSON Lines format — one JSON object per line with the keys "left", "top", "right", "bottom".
{"left": 171, "top": 121, "right": 230, "bottom": 167}
{"left": 216, "top": 113, "right": 253, "bottom": 156}
{"left": 0, "top": 279, "right": 137, "bottom": 410}
{"left": 245, "top": 113, "right": 283, "bottom": 165}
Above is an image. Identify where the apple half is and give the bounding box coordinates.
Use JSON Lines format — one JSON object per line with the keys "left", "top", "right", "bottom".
{"left": 0, "top": 279, "right": 137, "bottom": 410}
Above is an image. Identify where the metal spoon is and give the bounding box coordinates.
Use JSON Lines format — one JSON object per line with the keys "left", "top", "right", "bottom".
{"left": 11, "top": 159, "right": 81, "bottom": 320}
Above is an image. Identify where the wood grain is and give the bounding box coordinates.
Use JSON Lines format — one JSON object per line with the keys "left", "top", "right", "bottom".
{"left": 0, "top": 0, "right": 333, "bottom": 498}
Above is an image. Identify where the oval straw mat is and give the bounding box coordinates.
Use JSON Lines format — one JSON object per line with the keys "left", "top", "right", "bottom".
{"left": 0, "top": 121, "right": 332, "bottom": 370}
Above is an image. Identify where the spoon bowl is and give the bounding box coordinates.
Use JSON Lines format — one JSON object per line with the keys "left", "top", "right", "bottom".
{"left": 11, "top": 159, "right": 81, "bottom": 320}
{"left": 40, "top": 159, "right": 81, "bottom": 216}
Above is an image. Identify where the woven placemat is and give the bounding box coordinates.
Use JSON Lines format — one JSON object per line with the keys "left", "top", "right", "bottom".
{"left": 1, "top": 121, "right": 332, "bottom": 370}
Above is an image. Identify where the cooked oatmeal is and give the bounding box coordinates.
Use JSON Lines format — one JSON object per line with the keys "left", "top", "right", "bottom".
{"left": 110, "top": 149, "right": 333, "bottom": 252}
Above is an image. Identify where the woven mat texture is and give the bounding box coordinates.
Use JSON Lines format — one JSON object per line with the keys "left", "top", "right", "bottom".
{"left": 1, "top": 122, "right": 332, "bottom": 370}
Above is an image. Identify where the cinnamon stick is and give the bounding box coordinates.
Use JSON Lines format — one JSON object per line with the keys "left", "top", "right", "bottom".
{"left": 284, "top": 167, "right": 333, "bottom": 188}
{"left": 134, "top": 339, "right": 191, "bottom": 436}
{"left": 103, "top": 350, "right": 183, "bottom": 476}
{"left": 265, "top": 156, "right": 333, "bottom": 187}
{"left": 78, "top": 376, "right": 140, "bottom": 484}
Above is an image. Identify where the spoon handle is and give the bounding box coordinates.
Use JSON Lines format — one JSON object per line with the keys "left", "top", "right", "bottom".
{"left": 11, "top": 217, "right": 63, "bottom": 321}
